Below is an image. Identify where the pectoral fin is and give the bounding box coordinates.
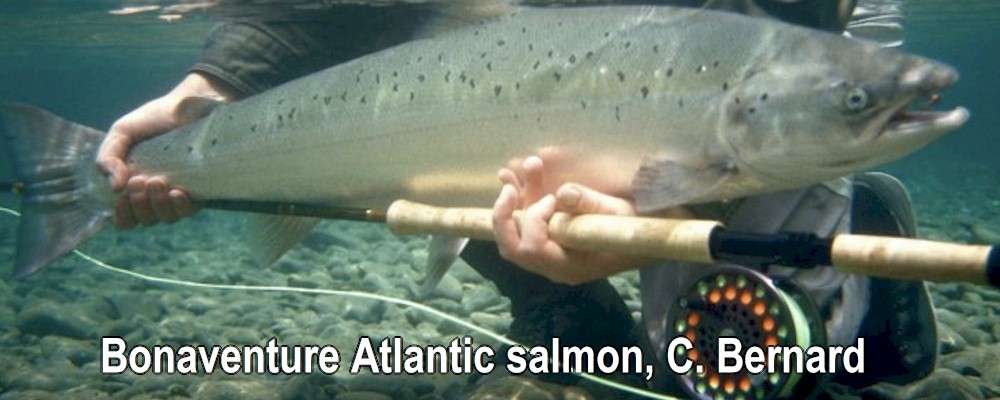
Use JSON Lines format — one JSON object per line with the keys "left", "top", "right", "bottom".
{"left": 632, "top": 154, "right": 737, "bottom": 213}
{"left": 245, "top": 215, "right": 320, "bottom": 266}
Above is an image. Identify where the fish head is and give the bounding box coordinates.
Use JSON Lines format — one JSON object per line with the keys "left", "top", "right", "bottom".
{"left": 719, "top": 39, "right": 968, "bottom": 186}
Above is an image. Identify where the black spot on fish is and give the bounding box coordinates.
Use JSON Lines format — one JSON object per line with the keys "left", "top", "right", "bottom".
{"left": 474, "top": 30, "right": 480, "bottom": 36}
{"left": 438, "top": 53, "right": 443, "bottom": 62}
{"left": 497, "top": 40, "right": 506, "bottom": 47}
{"left": 522, "top": 27, "right": 527, "bottom": 33}
{"left": 444, "top": 71, "right": 451, "bottom": 83}
{"left": 393, "top": 84, "right": 399, "bottom": 92}
{"left": 486, "top": 62, "right": 493, "bottom": 71}
{"left": 586, "top": 51, "right": 594, "bottom": 59}
{"left": 410, "top": 92, "right": 415, "bottom": 101}
{"left": 696, "top": 65, "right": 706, "bottom": 73}
{"left": 624, "top": 41, "right": 632, "bottom": 49}
{"left": 547, "top": 50, "right": 554, "bottom": 58}
{"left": 360, "top": 95, "right": 366, "bottom": 104}
{"left": 417, "top": 56, "right": 423, "bottom": 63}
{"left": 393, "top": 71, "right": 399, "bottom": 78}
{"left": 187, "top": 146, "right": 193, "bottom": 154}
{"left": 324, "top": 96, "right": 332, "bottom": 105}
{"left": 735, "top": 97, "right": 741, "bottom": 104}
{"left": 376, "top": 73, "right": 381, "bottom": 84}
{"left": 760, "top": 93, "right": 769, "bottom": 101}
{"left": 470, "top": 79, "right": 476, "bottom": 89}
{"left": 568, "top": 54, "right": 576, "bottom": 64}
{"left": 722, "top": 82, "right": 728, "bottom": 91}
{"left": 460, "top": 72, "right": 467, "bottom": 83}
{"left": 163, "top": 144, "right": 170, "bottom": 151}
{"left": 528, "top": 44, "right": 534, "bottom": 52}
{"left": 211, "top": 138, "right": 218, "bottom": 146}
{"left": 616, "top": 71, "right": 625, "bottom": 82}
{"left": 312, "top": 94, "right": 318, "bottom": 101}
{"left": 418, "top": 74, "right": 426, "bottom": 83}
{"left": 604, "top": 31, "right": 610, "bottom": 38}
{"left": 277, "top": 98, "right": 285, "bottom": 105}
{"left": 667, "top": 68, "right": 673, "bottom": 77}
{"left": 558, "top": 21, "right": 563, "bottom": 27}
{"left": 749, "top": 107, "right": 756, "bottom": 114}
{"left": 640, "top": 86, "right": 649, "bottom": 99}
{"left": 713, "top": 60, "right": 719, "bottom": 68}
{"left": 480, "top": 52, "right": 487, "bottom": 59}
{"left": 580, "top": 100, "right": 587, "bottom": 109}
{"left": 356, "top": 75, "right": 361, "bottom": 83}
{"left": 533, "top": 60, "right": 540, "bottom": 70}
{"left": 653, "top": 45, "right": 659, "bottom": 54}
{"left": 515, "top": 82, "right": 520, "bottom": 91}
{"left": 250, "top": 124, "right": 257, "bottom": 132}
{"left": 494, "top": 85, "right": 502, "bottom": 96}
{"left": 227, "top": 115, "right": 233, "bottom": 121}
{"left": 678, "top": 99, "right": 684, "bottom": 108}
{"left": 288, "top": 108, "right": 296, "bottom": 120}
{"left": 553, "top": 72, "right": 562, "bottom": 82}
{"left": 615, "top": 106, "right": 621, "bottom": 122}
{"left": 278, "top": 114, "right": 283, "bottom": 125}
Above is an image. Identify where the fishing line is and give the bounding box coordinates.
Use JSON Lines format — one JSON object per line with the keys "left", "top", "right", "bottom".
{"left": 0, "top": 205, "right": 679, "bottom": 400}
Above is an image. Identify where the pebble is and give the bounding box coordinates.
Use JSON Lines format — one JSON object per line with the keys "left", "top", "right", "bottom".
{"left": 16, "top": 300, "right": 100, "bottom": 339}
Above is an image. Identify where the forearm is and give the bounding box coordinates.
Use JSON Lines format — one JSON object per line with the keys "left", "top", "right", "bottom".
{"left": 189, "top": 6, "right": 428, "bottom": 99}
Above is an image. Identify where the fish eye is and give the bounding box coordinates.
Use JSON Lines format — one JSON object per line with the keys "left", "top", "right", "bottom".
{"left": 844, "top": 87, "right": 869, "bottom": 111}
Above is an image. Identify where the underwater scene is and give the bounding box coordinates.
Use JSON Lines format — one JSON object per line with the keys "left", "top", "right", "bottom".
{"left": 0, "top": 0, "right": 998, "bottom": 399}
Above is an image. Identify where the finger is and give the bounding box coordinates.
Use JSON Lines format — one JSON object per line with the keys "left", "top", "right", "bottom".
{"left": 113, "top": 196, "right": 138, "bottom": 230}
{"left": 520, "top": 156, "right": 545, "bottom": 205}
{"left": 96, "top": 133, "right": 134, "bottom": 192}
{"left": 169, "top": 188, "right": 199, "bottom": 218}
{"left": 497, "top": 168, "right": 521, "bottom": 189}
{"left": 555, "top": 183, "right": 636, "bottom": 216}
{"left": 146, "top": 177, "right": 179, "bottom": 224}
{"left": 519, "top": 194, "right": 565, "bottom": 264}
{"left": 126, "top": 177, "right": 158, "bottom": 226}
{"left": 492, "top": 184, "right": 523, "bottom": 258}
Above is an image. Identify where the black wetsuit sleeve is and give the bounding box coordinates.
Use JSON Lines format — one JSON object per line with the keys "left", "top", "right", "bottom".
{"left": 188, "top": 6, "right": 431, "bottom": 98}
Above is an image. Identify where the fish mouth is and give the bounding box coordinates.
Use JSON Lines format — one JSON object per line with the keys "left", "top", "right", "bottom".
{"left": 880, "top": 99, "right": 968, "bottom": 139}
{"left": 878, "top": 61, "right": 968, "bottom": 140}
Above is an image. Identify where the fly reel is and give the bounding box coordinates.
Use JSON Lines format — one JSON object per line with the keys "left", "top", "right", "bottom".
{"left": 668, "top": 266, "right": 828, "bottom": 400}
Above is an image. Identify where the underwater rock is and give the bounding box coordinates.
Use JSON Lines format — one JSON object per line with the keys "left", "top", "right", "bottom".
{"left": 937, "top": 323, "right": 968, "bottom": 354}
{"left": 939, "top": 343, "right": 1000, "bottom": 387}
{"left": 469, "top": 311, "right": 511, "bottom": 334}
{"left": 344, "top": 299, "right": 387, "bottom": 325}
{"left": 463, "top": 285, "right": 503, "bottom": 313}
{"left": 334, "top": 392, "right": 393, "bottom": 400}
{"left": 430, "top": 274, "right": 465, "bottom": 302}
{"left": 38, "top": 336, "right": 94, "bottom": 367}
{"left": 464, "top": 376, "right": 593, "bottom": 400}
{"left": 862, "top": 369, "right": 984, "bottom": 400}
{"left": 347, "top": 374, "right": 436, "bottom": 397}
{"left": 190, "top": 380, "right": 282, "bottom": 400}
{"left": 16, "top": 300, "right": 100, "bottom": 339}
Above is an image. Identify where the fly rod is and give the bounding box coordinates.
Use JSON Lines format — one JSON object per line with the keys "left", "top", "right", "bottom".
{"left": 3, "top": 186, "right": 997, "bottom": 288}
{"left": 202, "top": 199, "right": 1000, "bottom": 290}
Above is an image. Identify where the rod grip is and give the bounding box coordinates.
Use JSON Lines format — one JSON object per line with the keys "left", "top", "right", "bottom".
{"left": 832, "top": 234, "right": 995, "bottom": 285}
{"left": 386, "top": 200, "right": 719, "bottom": 263}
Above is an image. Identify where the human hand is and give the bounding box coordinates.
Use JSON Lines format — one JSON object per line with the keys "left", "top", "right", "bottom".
{"left": 491, "top": 156, "right": 652, "bottom": 285}
{"left": 97, "top": 73, "right": 231, "bottom": 229}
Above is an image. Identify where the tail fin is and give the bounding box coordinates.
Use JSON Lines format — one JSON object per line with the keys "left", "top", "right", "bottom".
{"left": 0, "top": 103, "right": 112, "bottom": 277}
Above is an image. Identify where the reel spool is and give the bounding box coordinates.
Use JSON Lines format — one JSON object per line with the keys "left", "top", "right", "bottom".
{"left": 669, "top": 266, "right": 827, "bottom": 400}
